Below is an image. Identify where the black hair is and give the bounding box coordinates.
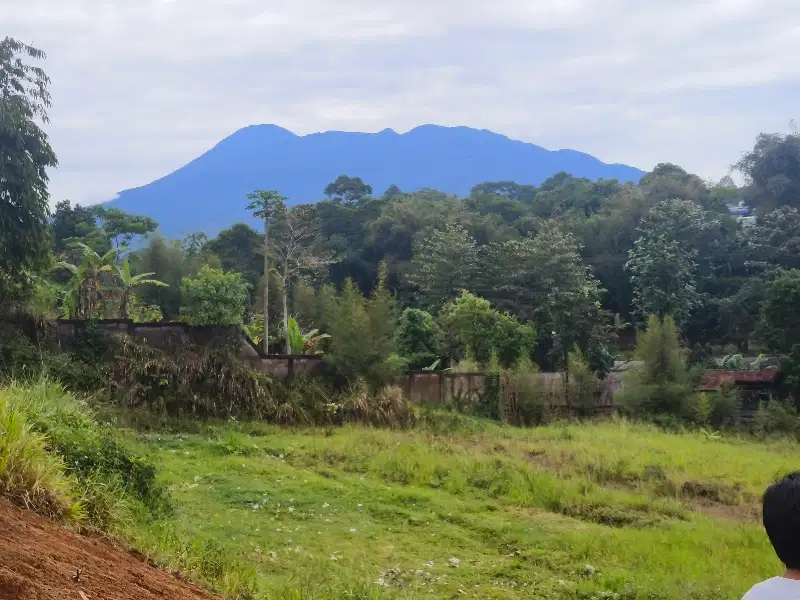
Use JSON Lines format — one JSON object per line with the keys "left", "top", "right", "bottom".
{"left": 763, "top": 472, "right": 800, "bottom": 569}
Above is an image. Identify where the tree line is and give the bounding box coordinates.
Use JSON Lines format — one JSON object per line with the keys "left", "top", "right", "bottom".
{"left": 6, "top": 35, "right": 800, "bottom": 390}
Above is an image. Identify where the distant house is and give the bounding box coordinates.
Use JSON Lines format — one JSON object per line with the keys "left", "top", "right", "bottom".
{"left": 727, "top": 204, "right": 750, "bottom": 216}
{"left": 696, "top": 368, "right": 779, "bottom": 415}
{"left": 727, "top": 202, "right": 757, "bottom": 228}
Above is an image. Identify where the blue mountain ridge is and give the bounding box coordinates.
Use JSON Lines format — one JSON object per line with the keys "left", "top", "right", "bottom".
{"left": 106, "top": 124, "right": 645, "bottom": 238}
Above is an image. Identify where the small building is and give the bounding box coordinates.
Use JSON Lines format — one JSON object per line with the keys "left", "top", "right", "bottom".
{"left": 696, "top": 368, "right": 779, "bottom": 416}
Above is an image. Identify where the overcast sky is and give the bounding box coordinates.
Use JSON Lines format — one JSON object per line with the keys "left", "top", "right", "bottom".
{"left": 6, "top": 0, "right": 800, "bottom": 205}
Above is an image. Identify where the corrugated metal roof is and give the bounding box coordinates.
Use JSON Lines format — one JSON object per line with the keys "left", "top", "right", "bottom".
{"left": 697, "top": 369, "right": 778, "bottom": 391}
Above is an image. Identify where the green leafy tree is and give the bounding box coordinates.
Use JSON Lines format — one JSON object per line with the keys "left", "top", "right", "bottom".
{"left": 92, "top": 206, "right": 158, "bottom": 248}
{"left": 439, "top": 291, "right": 534, "bottom": 368}
{"left": 55, "top": 243, "right": 124, "bottom": 319}
{"left": 247, "top": 190, "right": 287, "bottom": 352}
{"left": 439, "top": 291, "right": 498, "bottom": 366}
{"left": 620, "top": 315, "right": 692, "bottom": 418}
{"left": 394, "top": 308, "right": 441, "bottom": 369}
{"left": 203, "top": 223, "right": 263, "bottom": 285}
{"left": 180, "top": 265, "right": 249, "bottom": 325}
{"left": 113, "top": 258, "right": 168, "bottom": 319}
{"left": 747, "top": 206, "right": 800, "bottom": 272}
{"left": 383, "top": 184, "right": 404, "bottom": 200}
{"left": 470, "top": 181, "right": 537, "bottom": 204}
{"left": 409, "top": 223, "right": 479, "bottom": 309}
{"left": 489, "top": 222, "right": 607, "bottom": 373}
{"left": 735, "top": 131, "right": 800, "bottom": 212}
{"left": 639, "top": 163, "right": 712, "bottom": 208}
{"left": 625, "top": 199, "right": 720, "bottom": 328}
{"left": 491, "top": 312, "right": 536, "bottom": 369}
{"left": 132, "top": 234, "right": 203, "bottom": 320}
{"left": 324, "top": 175, "right": 373, "bottom": 204}
{"left": 530, "top": 172, "right": 614, "bottom": 218}
{"left": 760, "top": 270, "right": 800, "bottom": 355}
{"left": 51, "top": 200, "right": 107, "bottom": 253}
{"left": 181, "top": 232, "right": 209, "bottom": 259}
{"left": 626, "top": 232, "right": 698, "bottom": 326}
{"left": 366, "top": 191, "right": 463, "bottom": 298}
{"left": 574, "top": 186, "right": 649, "bottom": 318}
{"left": 0, "top": 37, "right": 58, "bottom": 302}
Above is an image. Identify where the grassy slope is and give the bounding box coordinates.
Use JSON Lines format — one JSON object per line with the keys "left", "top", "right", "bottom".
{"left": 127, "top": 417, "right": 793, "bottom": 600}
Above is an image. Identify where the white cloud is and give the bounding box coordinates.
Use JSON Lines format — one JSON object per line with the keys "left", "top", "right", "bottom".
{"left": 4, "top": 0, "right": 800, "bottom": 204}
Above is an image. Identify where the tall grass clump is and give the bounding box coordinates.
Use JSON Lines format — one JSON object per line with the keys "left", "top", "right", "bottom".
{"left": 0, "top": 396, "right": 80, "bottom": 520}
{"left": 2, "top": 379, "right": 169, "bottom": 524}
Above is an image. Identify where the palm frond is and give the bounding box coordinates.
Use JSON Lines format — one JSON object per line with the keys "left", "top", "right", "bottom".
{"left": 54, "top": 261, "right": 79, "bottom": 275}
{"left": 135, "top": 278, "right": 169, "bottom": 288}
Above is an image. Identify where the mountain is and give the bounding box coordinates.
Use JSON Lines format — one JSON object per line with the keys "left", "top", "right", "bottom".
{"left": 106, "top": 124, "right": 645, "bottom": 237}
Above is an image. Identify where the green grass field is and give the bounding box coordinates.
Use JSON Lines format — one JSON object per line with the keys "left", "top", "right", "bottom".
{"left": 121, "top": 415, "right": 796, "bottom": 600}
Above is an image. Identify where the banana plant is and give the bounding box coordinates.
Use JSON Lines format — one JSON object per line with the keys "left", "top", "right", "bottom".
{"left": 113, "top": 259, "right": 168, "bottom": 319}
{"left": 55, "top": 243, "right": 125, "bottom": 320}
{"left": 286, "top": 316, "right": 330, "bottom": 355}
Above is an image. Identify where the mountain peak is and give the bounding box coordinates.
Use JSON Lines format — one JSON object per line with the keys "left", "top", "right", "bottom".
{"left": 106, "top": 125, "right": 644, "bottom": 237}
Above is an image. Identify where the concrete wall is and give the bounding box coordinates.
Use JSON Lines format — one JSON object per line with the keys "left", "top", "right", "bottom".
{"left": 243, "top": 355, "right": 324, "bottom": 379}
{"left": 55, "top": 320, "right": 321, "bottom": 381}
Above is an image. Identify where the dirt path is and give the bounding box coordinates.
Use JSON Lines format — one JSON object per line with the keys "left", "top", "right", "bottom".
{"left": 0, "top": 500, "right": 218, "bottom": 600}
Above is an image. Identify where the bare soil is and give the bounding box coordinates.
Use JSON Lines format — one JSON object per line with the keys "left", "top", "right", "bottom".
{"left": 0, "top": 500, "right": 217, "bottom": 600}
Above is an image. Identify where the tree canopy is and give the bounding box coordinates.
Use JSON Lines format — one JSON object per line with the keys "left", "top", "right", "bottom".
{"left": 0, "top": 37, "right": 57, "bottom": 302}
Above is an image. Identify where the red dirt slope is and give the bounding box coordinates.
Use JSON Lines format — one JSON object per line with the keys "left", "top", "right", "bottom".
{"left": 0, "top": 500, "right": 217, "bottom": 600}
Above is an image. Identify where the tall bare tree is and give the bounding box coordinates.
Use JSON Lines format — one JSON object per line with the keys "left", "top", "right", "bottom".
{"left": 246, "top": 190, "right": 287, "bottom": 354}
{"left": 271, "top": 205, "right": 334, "bottom": 353}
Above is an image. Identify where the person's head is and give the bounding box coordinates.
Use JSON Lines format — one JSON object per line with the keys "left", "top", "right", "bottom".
{"left": 763, "top": 472, "right": 800, "bottom": 569}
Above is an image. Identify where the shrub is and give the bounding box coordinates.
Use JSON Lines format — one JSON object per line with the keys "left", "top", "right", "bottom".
{"left": 322, "top": 271, "right": 399, "bottom": 388}
{"left": 341, "top": 381, "right": 418, "bottom": 428}
{"left": 708, "top": 383, "right": 741, "bottom": 427}
{"left": 689, "top": 393, "right": 712, "bottom": 426}
{"left": 110, "top": 337, "right": 276, "bottom": 420}
{"left": 71, "top": 319, "right": 117, "bottom": 364}
{"left": 504, "top": 357, "right": 549, "bottom": 426}
{"left": 474, "top": 373, "right": 502, "bottom": 420}
{"left": 0, "top": 324, "right": 41, "bottom": 379}
{"left": 453, "top": 346, "right": 480, "bottom": 373}
{"left": 0, "top": 396, "right": 79, "bottom": 520}
{"left": 755, "top": 399, "right": 799, "bottom": 436}
{"left": 567, "top": 347, "right": 598, "bottom": 415}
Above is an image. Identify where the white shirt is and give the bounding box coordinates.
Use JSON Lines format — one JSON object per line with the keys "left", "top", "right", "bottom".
{"left": 743, "top": 577, "right": 800, "bottom": 599}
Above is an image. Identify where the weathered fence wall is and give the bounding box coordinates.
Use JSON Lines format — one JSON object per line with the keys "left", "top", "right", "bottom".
{"left": 55, "top": 320, "right": 323, "bottom": 381}
{"left": 403, "top": 372, "right": 488, "bottom": 409}
{"left": 403, "top": 370, "right": 619, "bottom": 419}
{"left": 243, "top": 356, "right": 325, "bottom": 379}
{"left": 401, "top": 371, "right": 607, "bottom": 418}
{"left": 56, "top": 320, "right": 252, "bottom": 353}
